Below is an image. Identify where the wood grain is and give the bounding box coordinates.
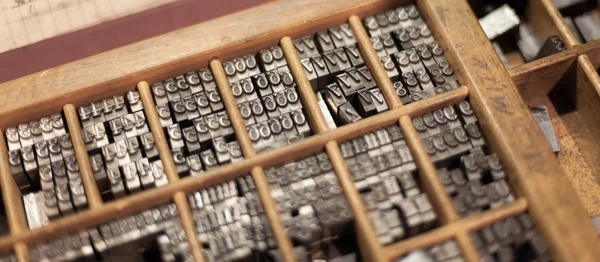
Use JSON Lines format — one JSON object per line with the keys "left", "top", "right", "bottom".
{"left": 526, "top": 96, "right": 600, "bottom": 217}
{"left": 138, "top": 81, "right": 205, "bottom": 261}
{"left": 528, "top": 0, "right": 580, "bottom": 48}
{"left": 0, "top": 130, "right": 28, "bottom": 234}
{"left": 0, "top": 85, "right": 468, "bottom": 253}
{"left": 419, "top": 0, "right": 600, "bottom": 260}
{"left": 508, "top": 38, "right": 600, "bottom": 100}
{"left": 385, "top": 199, "right": 528, "bottom": 260}
{"left": 211, "top": 59, "right": 297, "bottom": 262}
{"left": 63, "top": 104, "right": 104, "bottom": 209}
{"left": 282, "top": 31, "right": 386, "bottom": 261}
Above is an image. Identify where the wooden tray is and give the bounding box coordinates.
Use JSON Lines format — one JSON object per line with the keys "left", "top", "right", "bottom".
{"left": 0, "top": 0, "right": 598, "bottom": 261}
{"left": 505, "top": 0, "right": 600, "bottom": 218}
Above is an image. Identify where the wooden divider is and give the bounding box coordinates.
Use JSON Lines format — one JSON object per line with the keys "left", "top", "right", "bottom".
{"left": 210, "top": 59, "right": 296, "bottom": 262}
{"left": 0, "top": 81, "right": 467, "bottom": 256}
{"left": 280, "top": 35, "right": 386, "bottom": 261}
{"left": 528, "top": 0, "right": 581, "bottom": 48}
{"left": 0, "top": 131, "right": 30, "bottom": 261}
{"left": 348, "top": 16, "right": 402, "bottom": 108}
{"left": 138, "top": 81, "right": 205, "bottom": 262}
{"left": 349, "top": 13, "right": 478, "bottom": 261}
{"left": 384, "top": 198, "right": 528, "bottom": 260}
{"left": 576, "top": 55, "right": 600, "bottom": 145}
{"left": 62, "top": 105, "right": 104, "bottom": 209}
{"left": 420, "top": 0, "right": 600, "bottom": 260}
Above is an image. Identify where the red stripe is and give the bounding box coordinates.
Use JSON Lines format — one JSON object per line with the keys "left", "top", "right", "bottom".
{"left": 0, "top": 0, "right": 271, "bottom": 84}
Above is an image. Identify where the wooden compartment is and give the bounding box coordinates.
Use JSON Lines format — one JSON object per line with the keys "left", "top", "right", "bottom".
{"left": 508, "top": 0, "right": 600, "bottom": 218}
{"left": 0, "top": 0, "right": 598, "bottom": 261}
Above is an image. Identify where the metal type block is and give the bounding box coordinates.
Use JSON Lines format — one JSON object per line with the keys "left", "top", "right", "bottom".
{"left": 336, "top": 72, "right": 360, "bottom": 98}
{"left": 182, "top": 126, "right": 202, "bottom": 154}
{"left": 300, "top": 58, "right": 319, "bottom": 92}
{"left": 215, "top": 111, "right": 235, "bottom": 139}
{"left": 253, "top": 73, "right": 273, "bottom": 97}
{"left": 107, "top": 168, "right": 126, "bottom": 198}
{"left": 238, "top": 102, "right": 255, "bottom": 126}
{"left": 123, "top": 162, "right": 141, "bottom": 194}
{"left": 181, "top": 95, "right": 200, "bottom": 120}
{"left": 479, "top": 4, "right": 520, "bottom": 40}
{"left": 293, "top": 36, "right": 319, "bottom": 60}
{"left": 338, "top": 103, "right": 362, "bottom": 124}
{"left": 65, "top": 155, "right": 80, "bottom": 181}
{"left": 266, "top": 70, "right": 285, "bottom": 94}
{"left": 530, "top": 106, "right": 560, "bottom": 152}
{"left": 259, "top": 46, "right": 287, "bottom": 72}
{"left": 311, "top": 55, "right": 331, "bottom": 90}
{"left": 213, "top": 137, "right": 231, "bottom": 165}
{"left": 315, "top": 30, "right": 336, "bottom": 52}
{"left": 56, "top": 183, "right": 74, "bottom": 215}
{"left": 52, "top": 160, "right": 68, "bottom": 186}
{"left": 172, "top": 147, "right": 189, "bottom": 176}
{"left": 416, "top": 68, "right": 435, "bottom": 96}
{"left": 175, "top": 75, "right": 193, "bottom": 98}
{"left": 135, "top": 158, "right": 155, "bottom": 190}
{"left": 184, "top": 70, "right": 203, "bottom": 94}
{"left": 17, "top": 123, "right": 34, "bottom": 148}
{"left": 262, "top": 94, "right": 280, "bottom": 119}
{"left": 43, "top": 189, "right": 60, "bottom": 219}
{"left": 206, "top": 88, "right": 224, "bottom": 113}
{"left": 534, "top": 36, "right": 567, "bottom": 60}
{"left": 186, "top": 154, "right": 204, "bottom": 177}
{"left": 464, "top": 122, "right": 486, "bottom": 148}
{"left": 231, "top": 81, "right": 246, "bottom": 104}
{"left": 329, "top": 23, "right": 356, "bottom": 47}
{"left": 6, "top": 127, "right": 21, "bottom": 151}
{"left": 167, "top": 124, "right": 184, "bottom": 149}
{"left": 125, "top": 137, "right": 142, "bottom": 162}
{"left": 200, "top": 150, "right": 219, "bottom": 170}
{"left": 291, "top": 109, "right": 310, "bottom": 138}
{"left": 193, "top": 117, "right": 212, "bottom": 147}
{"left": 278, "top": 66, "right": 296, "bottom": 89}
{"left": 371, "top": 35, "right": 388, "bottom": 58}
{"left": 154, "top": 104, "right": 173, "bottom": 128}
{"left": 140, "top": 132, "right": 159, "bottom": 160}
{"left": 198, "top": 68, "right": 217, "bottom": 91}
{"left": 325, "top": 83, "right": 348, "bottom": 117}
{"left": 274, "top": 90, "right": 292, "bottom": 114}
{"left": 164, "top": 78, "right": 180, "bottom": 102}
{"left": 114, "top": 140, "right": 131, "bottom": 166}
{"left": 70, "top": 179, "right": 88, "bottom": 210}
{"left": 323, "top": 48, "right": 352, "bottom": 77}
{"left": 249, "top": 99, "right": 268, "bottom": 123}
{"left": 365, "top": 15, "right": 383, "bottom": 37}
{"left": 193, "top": 91, "right": 213, "bottom": 117}
{"left": 381, "top": 33, "right": 399, "bottom": 55}
{"left": 152, "top": 82, "right": 169, "bottom": 105}
{"left": 29, "top": 120, "right": 43, "bottom": 144}
{"left": 23, "top": 192, "right": 48, "bottom": 229}
{"left": 152, "top": 160, "right": 169, "bottom": 187}
{"left": 108, "top": 117, "right": 125, "bottom": 144}
{"left": 394, "top": 81, "right": 411, "bottom": 105}
{"left": 575, "top": 11, "right": 600, "bottom": 43}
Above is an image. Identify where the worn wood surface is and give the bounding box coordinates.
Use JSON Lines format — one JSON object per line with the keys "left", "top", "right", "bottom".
{"left": 529, "top": 0, "right": 581, "bottom": 48}
{"left": 526, "top": 96, "right": 600, "bottom": 217}
{"left": 420, "top": 0, "right": 600, "bottom": 260}
{"left": 0, "top": 0, "right": 599, "bottom": 261}
{"left": 508, "top": 38, "right": 600, "bottom": 101}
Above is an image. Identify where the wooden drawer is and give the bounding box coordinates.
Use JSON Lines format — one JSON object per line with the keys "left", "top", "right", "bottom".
{"left": 0, "top": 0, "right": 598, "bottom": 261}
